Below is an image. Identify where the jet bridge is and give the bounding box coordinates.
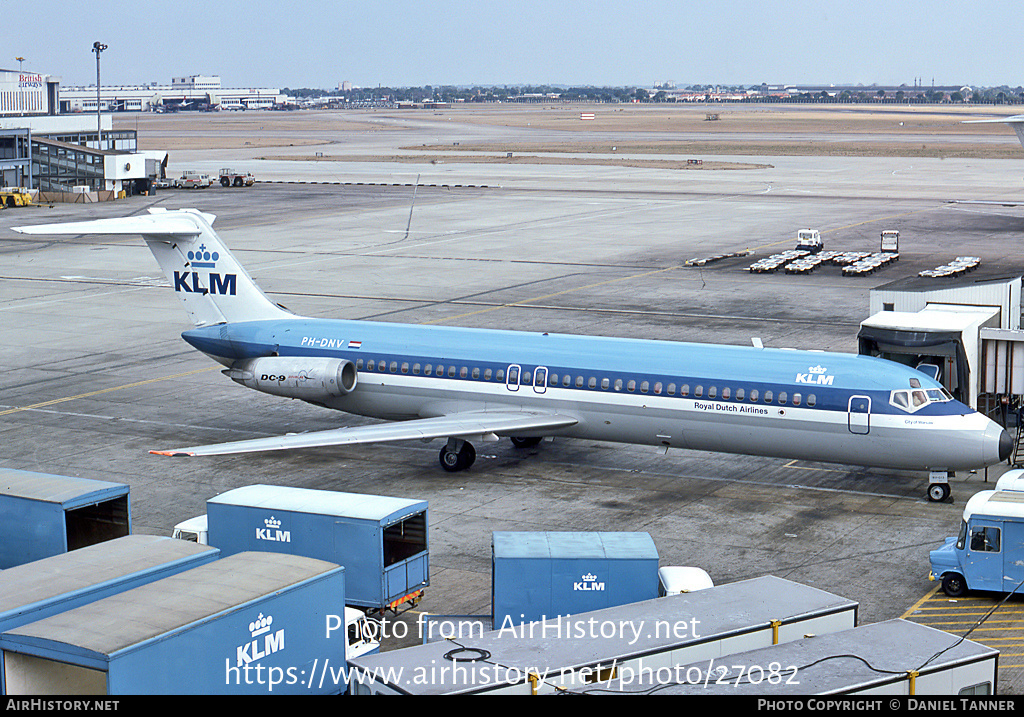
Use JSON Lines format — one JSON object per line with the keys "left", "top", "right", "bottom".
{"left": 858, "top": 305, "right": 1001, "bottom": 409}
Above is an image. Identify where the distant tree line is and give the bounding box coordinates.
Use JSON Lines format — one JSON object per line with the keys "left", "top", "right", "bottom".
{"left": 281, "top": 84, "right": 1024, "bottom": 105}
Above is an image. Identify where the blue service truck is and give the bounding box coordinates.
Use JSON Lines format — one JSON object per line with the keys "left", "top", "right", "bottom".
{"left": 0, "top": 469, "right": 130, "bottom": 569}
{"left": 173, "top": 484, "right": 428, "bottom": 613}
{"left": 930, "top": 489, "right": 1024, "bottom": 597}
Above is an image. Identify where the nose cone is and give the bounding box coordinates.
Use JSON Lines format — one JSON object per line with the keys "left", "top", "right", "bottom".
{"left": 1000, "top": 428, "right": 1014, "bottom": 463}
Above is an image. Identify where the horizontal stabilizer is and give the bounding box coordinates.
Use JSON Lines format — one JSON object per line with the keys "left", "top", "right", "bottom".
{"left": 151, "top": 410, "right": 579, "bottom": 456}
{"left": 12, "top": 210, "right": 215, "bottom": 237}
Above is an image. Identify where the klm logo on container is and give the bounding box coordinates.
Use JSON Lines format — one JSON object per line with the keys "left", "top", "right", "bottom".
{"left": 235, "top": 613, "right": 285, "bottom": 666}
{"left": 256, "top": 516, "right": 291, "bottom": 543}
{"left": 173, "top": 245, "right": 236, "bottom": 295}
{"left": 574, "top": 572, "right": 605, "bottom": 591}
{"left": 795, "top": 365, "right": 834, "bottom": 386}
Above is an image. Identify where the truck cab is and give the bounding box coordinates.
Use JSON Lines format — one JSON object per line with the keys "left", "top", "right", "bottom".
{"left": 930, "top": 490, "right": 1024, "bottom": 597}
{"left": 172, "top": 514, "right": 208, "bottom": 544}
{"left": 795, "top": 229, "right": 822, "bottom": 253}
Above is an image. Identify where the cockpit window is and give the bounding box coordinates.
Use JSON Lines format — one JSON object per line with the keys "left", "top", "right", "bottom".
{"left": 890, "top": 386, "right": 952, "bottom": 413}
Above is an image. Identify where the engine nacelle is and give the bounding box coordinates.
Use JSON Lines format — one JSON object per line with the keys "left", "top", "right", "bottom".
{"left": 225, "top": 357, "right": 357, "bottom": 400}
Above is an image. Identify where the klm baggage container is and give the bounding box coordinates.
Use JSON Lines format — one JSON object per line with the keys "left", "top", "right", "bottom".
{"left": 0, "top": 469, "right": 130, "bottom": 569}
{"left": 0, "top": 535, "right": 219, "bottom": 694}
{"left": 0, "top": 552, "right": 348, "bottom": 695}
{"left": 206, "top": 485, "right": 428, "bottom": 612}
{"left": 492, "top": 531, "right": 659, "bottom": 629}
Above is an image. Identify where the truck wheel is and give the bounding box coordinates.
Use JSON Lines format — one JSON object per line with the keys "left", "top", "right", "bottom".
{"left": 942, "top": 572, "right": 967, "bottom": 598}
{"left": 234, "top": 177, "right": 243, "bottom": 187}
{"left": 221, "top": 177, "right": 230, "bottom": 187}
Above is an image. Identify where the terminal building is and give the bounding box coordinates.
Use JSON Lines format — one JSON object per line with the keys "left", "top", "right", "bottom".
{"left": 59, "top": 75, "right": 282, "bottom": 113}
{"left": 0, "top": 68, "right": 158, "bottom": 196}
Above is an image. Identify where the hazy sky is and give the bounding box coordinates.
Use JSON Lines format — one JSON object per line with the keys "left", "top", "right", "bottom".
{"left": 5, "top": 1, "right": 1023, "bottom": 90}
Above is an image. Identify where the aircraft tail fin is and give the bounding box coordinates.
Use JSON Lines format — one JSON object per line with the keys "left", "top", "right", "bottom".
{"left": 13, "top": 208, "right": 290, "bottom": 327}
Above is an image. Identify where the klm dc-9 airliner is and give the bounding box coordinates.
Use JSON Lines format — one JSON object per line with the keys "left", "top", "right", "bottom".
{"left": 14, "top": 209, "right": 1011, "bottom": 502}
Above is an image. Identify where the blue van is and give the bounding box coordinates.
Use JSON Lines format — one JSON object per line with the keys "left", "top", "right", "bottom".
{"left": 930, "top": 489, "right": 1024, "bottom": 597}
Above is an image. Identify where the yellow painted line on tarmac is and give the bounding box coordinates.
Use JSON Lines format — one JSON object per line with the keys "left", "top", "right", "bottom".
{"left": 743, "top": 207, "right": 940, "bottom": 255}
{"left": 0, "top": 367, "right": 219, "bottom": 417}
{"left": 423, "top": 264, "right": 684, "bottom": 325}
{"left": 901, "top": 584, "right": 941, "bottom": 619}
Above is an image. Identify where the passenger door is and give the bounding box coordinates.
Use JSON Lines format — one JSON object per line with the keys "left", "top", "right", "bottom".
{"left": 848, "top": 395, "right": 870, "bottom": 435}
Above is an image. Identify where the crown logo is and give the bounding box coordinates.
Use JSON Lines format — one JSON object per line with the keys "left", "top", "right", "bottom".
{"left": 187, "top": 244, "right": 220, "bottom": 268}
{"left": 264, "top": 516, "right": 281, "bottom": 529}
{"left": 582, "top": 573, "right": 598, "bottom": 582}
{"left": 249, "top": 613, "right": 273, "bottom": 637}
{"left": 808, "top": 365, "right": 827, "bottom": 374}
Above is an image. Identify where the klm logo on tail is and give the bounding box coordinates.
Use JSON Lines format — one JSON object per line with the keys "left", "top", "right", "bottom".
{"left": 174, "top": 245, "right": 236, "bottom": 295}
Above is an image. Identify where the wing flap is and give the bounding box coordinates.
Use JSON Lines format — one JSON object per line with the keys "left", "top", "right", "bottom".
{"left": 151, "top": 410, "right": 578, "bottom": 457}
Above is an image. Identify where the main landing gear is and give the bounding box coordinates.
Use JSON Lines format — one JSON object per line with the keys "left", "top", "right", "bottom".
{"left": 438, "top": 436, "right": 545, "bottom": 472}
{"left": 439, "top": 439, "right": 476, "bottom": 472}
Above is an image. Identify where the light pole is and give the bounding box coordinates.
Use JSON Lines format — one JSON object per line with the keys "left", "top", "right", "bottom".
{"left": 92, "top": 42, "right": 107, "bottom": 150}
{"left": 15, "top": 57, "right": 25, "bottom": 73}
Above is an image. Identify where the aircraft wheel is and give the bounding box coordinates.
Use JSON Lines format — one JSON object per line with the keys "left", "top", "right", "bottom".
{"left": 439, "top": 442, "right": 475, "bottom": 472}
{"left": 927, "top": 483, "right": 951, "bottom": 503}
{"left": 510, "top": 436, "right": 542, "bottom": 448}
{"left": 941, "top": 572, "right": 967, "bottom": 598}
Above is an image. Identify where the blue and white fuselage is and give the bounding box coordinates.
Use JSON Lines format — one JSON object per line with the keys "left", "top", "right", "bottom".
{"left": 181, "top": 317, "right": 1008, "bottom": 472}
{"left": 12, "top": 209, "right": 1011, "bottom": 500}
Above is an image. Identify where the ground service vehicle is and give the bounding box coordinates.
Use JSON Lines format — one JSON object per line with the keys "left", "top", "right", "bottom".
{"left": 172, "top": 484, "right": 428, "bottom": 613}
{"left": 219, "top": 169, "right": 255, "bottom": 187}
{"left": 930, "top": 489, "right": 1024, "bottom": 597}
{"left": 175, "top": 171, "right": 211, "bottom": 189}
{"left": 795, "top": 228, "right": 823, "bottom": 253}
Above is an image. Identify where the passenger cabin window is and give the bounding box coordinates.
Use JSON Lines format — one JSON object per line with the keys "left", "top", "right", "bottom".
{"left": 628, "top": 380, "right": 636, "bottom": 392}
{"left": 721, "top": 387, "right": 730, "bottom": 400}
{"left": 588, "top": 377, "right": 597, "bottom": 389}
{"left": 749, "top": 389, "right": 758, "bottom": 402}
{"left": 667, "top": 383, "right": 676, "bottom": 395}
{"left": 694, "top": 386, "right": 703, "bottom": 398}
{"left": 735, "top": 388, "right": 744, "bottom": 401}
{"left": 601, "top": 378, "right": 610, "bottom": 390}
{"left": 778, "top": 392, "right": 787, "bottom": 405}
{"left": 680, "top": 384, "right": 689, "bottom": 397}
{"left": 807, "top": 394, "right": 816, "bottom": 407}
{"left": 764, "top": 390, "right": 773, "bottom": 403}
{"left": 792, "top": 393, "right": 801, "bottom": 406}
{"left": 614, "top": 378, "right": 623, "bottom": 391}
{"left": 641, "top": 381, "right": 649, "bottom": 394}
{"left": 708, "top": 386, "right": 717, "bottom": 399}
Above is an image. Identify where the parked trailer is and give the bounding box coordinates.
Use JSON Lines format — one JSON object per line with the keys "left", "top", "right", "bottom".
{"left": 0, "top": 469, "right": 130, "bottom": 569}
{"left": 0, "top": 552, "right": 375, "bottom": 695}
{"left": 0, "top": 535, "right": 219, "bottom": 694}
{"left": 578, "top": 619, "right": 997, "bottom": 696}
{"left": 492, "top": 531, "right": 660, "bottom": 629}
{"left": 348, "top": 575, "right": 858, "bottom": 695}
{"left": 174, "top": 484, "right": 428, "bottom": 613}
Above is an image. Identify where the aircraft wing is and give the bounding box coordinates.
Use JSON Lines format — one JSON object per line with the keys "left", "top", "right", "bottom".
{"left": 151, "top": 410, "right": 579, "bottom": 457}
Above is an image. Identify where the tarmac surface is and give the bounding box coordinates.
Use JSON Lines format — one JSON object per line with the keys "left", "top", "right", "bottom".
{"left": 5, "top": 105, "right": 1024, "bottom": 692}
